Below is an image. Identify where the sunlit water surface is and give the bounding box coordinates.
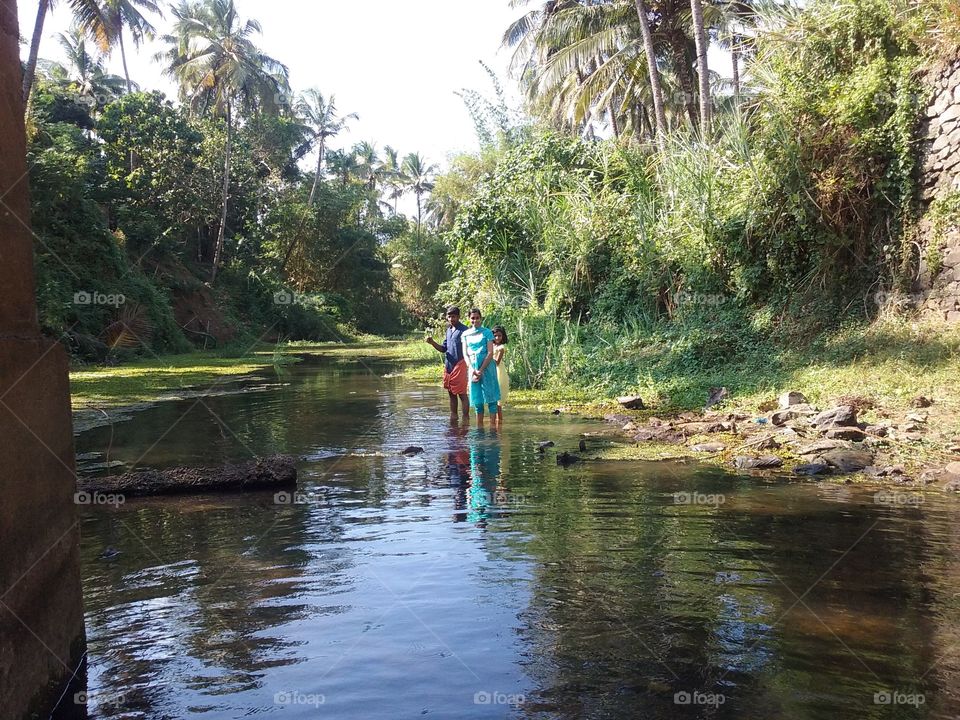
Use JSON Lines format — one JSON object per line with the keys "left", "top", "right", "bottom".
{"left": 72, "top": 355, "right": 960, "bottom": 719}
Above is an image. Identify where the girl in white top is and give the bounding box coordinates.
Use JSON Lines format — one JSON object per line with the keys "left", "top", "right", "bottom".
{"left": 492, "top": 325, "right": 509, "bottom": 425}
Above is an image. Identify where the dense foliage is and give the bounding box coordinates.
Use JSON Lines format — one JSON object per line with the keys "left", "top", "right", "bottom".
{"left": 25, "top": 0, "right": 434, "bottom": 360}
{"left": 419, "top": 0, "right": 960, "bottom": 402}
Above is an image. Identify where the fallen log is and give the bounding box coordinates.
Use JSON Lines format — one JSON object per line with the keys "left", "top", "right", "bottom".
{"left": 77, "top": 455, "right": 297, "bottom": 498}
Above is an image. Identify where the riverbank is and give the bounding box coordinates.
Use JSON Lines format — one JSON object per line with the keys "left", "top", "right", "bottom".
{"left": 67, "top": 319, "right": 960, "bottom": 483}
{"left": 391, "top": 317, "right": 960, "bottom": 484}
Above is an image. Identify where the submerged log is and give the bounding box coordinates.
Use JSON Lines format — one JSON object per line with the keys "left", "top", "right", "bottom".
{"left": 77, "top": 455, "right": 297, "bottom": 498}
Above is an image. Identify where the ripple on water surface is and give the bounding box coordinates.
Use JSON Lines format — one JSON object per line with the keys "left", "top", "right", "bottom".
{"left": 73, "top": 358, "right": 960, "bottom": 719}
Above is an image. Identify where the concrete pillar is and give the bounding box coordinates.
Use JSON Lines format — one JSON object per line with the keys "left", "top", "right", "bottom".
{"left": 0, "top": 1, "right": 86, "bottom": 718}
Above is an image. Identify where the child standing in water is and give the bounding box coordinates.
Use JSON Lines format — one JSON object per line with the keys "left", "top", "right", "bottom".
{"left": 461, "top": 308, "right": 500, "bottom": 426}
{"left": 492, "top": 326, "right": 509, "bottom": 424}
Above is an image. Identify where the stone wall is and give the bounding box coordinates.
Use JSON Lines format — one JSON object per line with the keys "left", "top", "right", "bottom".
{"left": 0, "top": 1, "right": 86, "bottom": 718}
{"left": 918, "top": 58, "right": 960, "bottom": 321}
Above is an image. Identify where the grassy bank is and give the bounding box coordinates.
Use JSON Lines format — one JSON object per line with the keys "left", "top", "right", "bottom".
{"left": 68, "top": 318, "right": 960, "bottom": 476}
{"left": 388, "top": 317, "right": 960, "bottom": 474}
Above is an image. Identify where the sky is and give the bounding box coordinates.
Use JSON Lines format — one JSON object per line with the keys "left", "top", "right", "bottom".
{"left": 18, "top": 0, "right": 524, "bottom": 168}
{"left": 18, "top": 0, "right": 734, "bottom": 178}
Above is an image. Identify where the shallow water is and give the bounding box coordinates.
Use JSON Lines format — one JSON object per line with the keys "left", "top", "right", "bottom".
{"left": 72, "top": 354, "right": 960, "bottom": 718}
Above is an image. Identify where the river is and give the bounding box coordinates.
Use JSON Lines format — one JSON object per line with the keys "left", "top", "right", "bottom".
{"left": 71, "top": 352, "right": 960, "bottom": 718}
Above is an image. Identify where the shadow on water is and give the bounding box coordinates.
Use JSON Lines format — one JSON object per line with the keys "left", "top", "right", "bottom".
{"left": 69, "top": 354, "right": 960, "bottom": 719}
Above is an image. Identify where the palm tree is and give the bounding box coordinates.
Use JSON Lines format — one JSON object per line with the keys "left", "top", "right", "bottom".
{"left": 52, "top": 25, "right": 127, "bottom": 108}
{"left": 505, "top": 0, "right": 685, "bottom": 142}
{"left": 689, "top": 0, "right": 711, "bottom": 135}
{"left": 22, "top": 0, "right": 106, "bottom": 103}
{"left": 401, "top": 152, "right": 437, "bottom": 245}
{"left": 161, "top": 0, "right": 289, "bottom": 282}
{"left": 325, "top": 148, "right": 361, "bottom": 187}
{"left": 635, "top": 0, "right": 668, "bottom": 146}
{"left": 382, "top": 145, "right": 406, "bottom": 213}
{"left": 710, "top": 1, "right": 758, "bottom": 102}
{"left": 352, "top": 141, "right": 380, "bottom": 190}
{"left": 99, "top": 0, "right": 163, "bottom": 94}
{"left": 296, "top": 90, "right": 357, "bottom": 205}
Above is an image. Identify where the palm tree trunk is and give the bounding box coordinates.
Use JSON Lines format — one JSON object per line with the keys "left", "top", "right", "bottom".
{"left": 608, "top": 100, "right": 620, "bottom": 139}
{"left": 118, "top": 29, "right": 133, "bottom": 94}
{"left": 731, "top": 37, "right": 741, "bottom": 102}
{"left": 635, "top": 0, "right": 668, "bottom": 150}
{"left": 309, "top": 136, "right": 325, "bottom": 205}
{"left": 23, "top": 0, "right": 50, "bottom": 103}
{"left": 669, "top": 35, "right": 698, "bottom": 127}
{"left": 211, "top": 101, "right": 232, "bottom": 283}
{"left": 690, "top": 0, "right": 711, "bottom": 137}
{"left": 416, "top": 191, "right": 422, "bottom": 247}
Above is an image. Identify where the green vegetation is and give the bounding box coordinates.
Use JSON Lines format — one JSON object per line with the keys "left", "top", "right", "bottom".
{"left": 25, "top": 0, "right": 438, "bottom": 363}
{"left": 70, "top": 349, "right": 290, "bottom": 410}
{"left": 24, "top": 0, "right": 960, "bottom": 457}
{"left": 395, "top": 0, "right": 960, "bottom": 421}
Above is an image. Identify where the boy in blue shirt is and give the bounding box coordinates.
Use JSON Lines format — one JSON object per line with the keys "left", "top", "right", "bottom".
{"left": 425, "top": 306, "right": 470, "bottom": 421}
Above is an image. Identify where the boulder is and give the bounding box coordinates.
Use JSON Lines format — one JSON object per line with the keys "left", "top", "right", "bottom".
{"left": 820, "top": 449, "right": 874, "bottom": 473}
{"left": 733, "top": 455, "right": 784, "bottom": 470}
{"left": 812, "top": 405, "right": 857, "bottom": 429}
{"left": 690, "top": 442, "right": 726, "bottom": 453}
{"left": 747, "top": 435, "right": 781, "bottom": 450}
{"left": 796, "top": 439, "right": 853, "bottom": 455}
{"left": 401, "top": 446, "right": 425, "bottom": 456}
{"left": 676, "top": 421, "right": 726, "bottom": 435}
{"left": 705, "top": 386, "right": 729, "bottom": 410}
{"left": 824, "top": 427, "right": 866, "bottom": 442}
{"left": 794, "top": 463, "right": 832, "bottom": 476}
{"left": 617, "top": 395, "right": 645, "bottom": 410}
{"left": 778, "top": 391, "right": 809, "bottom": 409}
{"left": 876, "top": 465, "right": 906, "bottom": 477}
{"left": 946, "top": 461, "right": 960, "bottom": 476}
{"left": 911, "top": 395, "right": 934, "bottom": 408}
{"left": 771, "top": 404, "right": 816, "bottom": 425}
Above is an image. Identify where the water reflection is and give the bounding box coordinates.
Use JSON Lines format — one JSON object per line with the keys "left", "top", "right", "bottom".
{"left": 69, "top": 356, "right": 960, "bottom": 719}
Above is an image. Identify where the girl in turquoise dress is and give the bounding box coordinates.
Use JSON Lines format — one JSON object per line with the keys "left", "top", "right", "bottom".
{"left": 460, "top": 308, "right": 501, "bottom": 424}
